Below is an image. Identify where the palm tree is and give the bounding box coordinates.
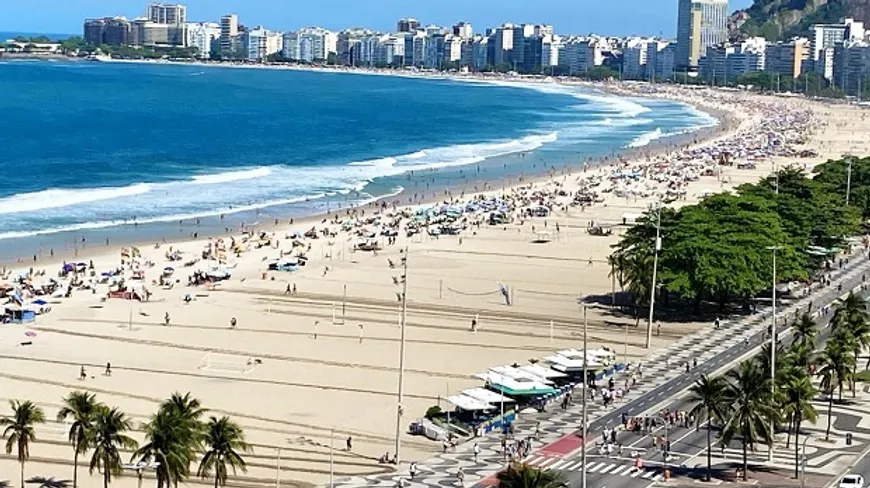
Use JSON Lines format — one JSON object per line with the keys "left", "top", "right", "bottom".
{"left": 817, "top": 340, "right": 856, "bottom": 440}
{"left": 496, "top": 463, "right": 566, "bottom": 488}
{"left": 197, "top": 416, "right": 251, "bottom": 488}
{"left": 134, "top": 408, "right": 203, "bottom": 487}
{"left": 780, "top": 373, "right": 818, "bottom": 478}
{"left": 792, "top": 314, "right": 818, "bottom": 350}
{"left": 90, "top": 405, "right": 138, "bottom": 488}
{"left": 790, "top": 314, "right": 818, "bottom": 368}
{"left": 687, "top": 374, "right": 727, "bottom": 482}
{"left": 133, "top": 392, "right": 206, "bottom": 488}
{"left": 0, "top": 400, "right": 46, "bottom": 488}
{"left": 721, "top": 360, "right": 778, "bottom": 481}
{"left": 57, "top": 392, "right": 102, "bottom": 488}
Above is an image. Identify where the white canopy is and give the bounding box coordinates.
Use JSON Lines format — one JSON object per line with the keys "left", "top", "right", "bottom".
{"left": 462, "top": 387, "right": 515, "bottom": 404}
{"left": 517, "top": 363, "right": 568, "bottom": 379}
{"left": 490, "top": 365, "right": 554, "bottom": 384}
{"left": 446, "top": 395, "right": 493, "bottom": 411}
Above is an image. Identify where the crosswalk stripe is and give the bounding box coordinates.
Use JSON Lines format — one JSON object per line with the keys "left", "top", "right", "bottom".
{"left": 630, "top": 468, "right": 643, "bottom": 478}
{"left": 586, "top": 462, "right": 602, "bottom": 472}
{"left": 565, "top": 461, "right": 584, "bottom": 471}
{"left": 598, "top": 464, "right": 616, "bottom": 474}
{"left": 538, "top": 458, "right": 557, "bottom": 468}
{"left": 653, "top": 474, "right": 663, "bottom": 481}
{"left": 642, "top": 471, "right": 656, "bottom": 479}
{"left": 525, "top": 456, "right": 543, "bottom": 465}
{"left": 522, "top": 455, "right": 536, "bottom": 463}
{"left": 611, "top": 465, "right": 632, "bottom": 475}
{"left": 549, "top": 460, "right": 568, "bottom": 470}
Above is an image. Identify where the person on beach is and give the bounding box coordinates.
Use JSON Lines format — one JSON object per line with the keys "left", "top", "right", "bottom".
{"left": 346, "top": 436, "right": 352, "bottom": 451}
{"left": 164, "top": 312, "right": 170, "bottom": 326}
{"left": 80, "top": 365, "right": 87, "bottom": 381}
{"left": 105, "top": 362, "right": 112, "bottom": 376}
{"left": 230, "top": 317, "right": 237, "bottom": 328}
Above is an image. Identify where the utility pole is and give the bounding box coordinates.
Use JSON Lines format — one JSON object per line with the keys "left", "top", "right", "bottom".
{"left": 767, "top": 245, "right": 782, "bottom": 463}
{"left": 394, "top": 247, "right": 408, "bottom": 464}
{"left": 646, "top": 200, "right": 662, "bottom": 349}
{"left": 581, "top": 305, "right": 588, "bottom": 488}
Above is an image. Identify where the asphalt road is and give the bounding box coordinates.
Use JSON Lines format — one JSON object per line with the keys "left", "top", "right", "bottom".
{"left": 552, "top": 256, "right": 870, "bottom": 488}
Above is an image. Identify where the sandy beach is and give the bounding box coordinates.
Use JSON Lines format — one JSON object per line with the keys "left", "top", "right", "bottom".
{"left": 1, "top": 82, "right": 869, "bottom": 488}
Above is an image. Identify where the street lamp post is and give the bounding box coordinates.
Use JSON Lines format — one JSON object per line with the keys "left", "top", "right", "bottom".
{"left": 394, "top": 247, "right": 409, "bottom": 465}
{"left": 646, "top": 201, "right": 662, "bottom": 349}
{"left": 767, "top": 245, "right": 783, "bottom": 463}
{"left": 581, "top": 304, "right": 588, "bottom": 488}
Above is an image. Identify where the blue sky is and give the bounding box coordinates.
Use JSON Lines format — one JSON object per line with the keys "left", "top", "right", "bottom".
{"left": 2, "top": 0, "right": 754, "bottom": 37}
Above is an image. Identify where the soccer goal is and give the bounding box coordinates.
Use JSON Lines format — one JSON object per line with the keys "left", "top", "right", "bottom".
{"left": 198, "top": 353, "right": 258, "bottom": 374}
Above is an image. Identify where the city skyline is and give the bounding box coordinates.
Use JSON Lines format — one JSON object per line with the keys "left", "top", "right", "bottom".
{"left": 2, "top": 0, "right": 754, "bottom": 38}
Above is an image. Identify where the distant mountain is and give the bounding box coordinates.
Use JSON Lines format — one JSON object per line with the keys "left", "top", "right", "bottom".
{"left": 728, "top": 0, "right": 870, "bottom": 41}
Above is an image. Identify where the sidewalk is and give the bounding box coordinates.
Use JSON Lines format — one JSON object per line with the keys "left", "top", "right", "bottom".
{"left": 329, "top": 248, "right": 870, "bottom": 488}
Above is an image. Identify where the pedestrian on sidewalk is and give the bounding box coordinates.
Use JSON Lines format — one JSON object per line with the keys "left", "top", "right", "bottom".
{"left": 473, "top": 442, "right": 480, "bottom": 463}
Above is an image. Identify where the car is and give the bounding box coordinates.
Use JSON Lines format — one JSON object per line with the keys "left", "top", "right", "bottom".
{"left": 839, "top": 474, "right": 865, "bottom": 488}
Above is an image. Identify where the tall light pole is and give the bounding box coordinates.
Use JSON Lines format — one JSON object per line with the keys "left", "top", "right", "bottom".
{"left": 394, "top": 247, "right": 409, "bottom": 464}
{"left": 767, "top": 245, "right": 782, "bottom": 463}
{"left": 646, "top": 200, "right": 662, "bottom": 349}
{"left": 581, "top": 304, "right": 588, "bottom": 488}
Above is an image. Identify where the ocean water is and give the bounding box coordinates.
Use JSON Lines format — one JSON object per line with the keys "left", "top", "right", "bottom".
{"left": 0, "top": 60, "right": 716, "bottom": 260}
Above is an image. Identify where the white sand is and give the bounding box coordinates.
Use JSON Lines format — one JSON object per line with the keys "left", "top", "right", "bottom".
{"left": 1, "top": 85, "right": 869, "bottom": 488}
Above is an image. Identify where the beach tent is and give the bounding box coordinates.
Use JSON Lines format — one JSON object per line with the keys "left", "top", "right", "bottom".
{"left": 446, "top": 395, "right": 493, "bottom": 411}
{"left": 5, "top": 306, "right": 36, "bottom": 324}
{"left": 462, "top": 387, "right": 515, "bottom": 405}
{"left": 516, "top": 364, "right": 568, "bottom": 380}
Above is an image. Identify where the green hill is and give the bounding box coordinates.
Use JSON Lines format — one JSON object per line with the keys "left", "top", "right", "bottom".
{"left": 729, "top": 0, "right": 870, "bottom": 41}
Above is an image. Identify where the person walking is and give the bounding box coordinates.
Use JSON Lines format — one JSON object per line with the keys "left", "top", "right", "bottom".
{"left": 473, "top": 443, "right": 480, "bottom": 463}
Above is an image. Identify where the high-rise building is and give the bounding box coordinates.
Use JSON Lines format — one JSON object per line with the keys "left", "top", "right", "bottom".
{"left": 453, "top": 22, "right": 473, "bottom": 39}
{"left": 699, "top": 37, "right": 766, "bottom": 82}
{"left": 147, "top": 3, "right": 186, "bottom": 25}
{"left": 560, "top": 37, "right": 604, "bottom": 74}
{"left": 220, "top": 14, "right": 239, "bottom": 53}
{"left": 84, "top": 17, "right": 133, "bottom": 46}
{"left": 397, "top": 18, "right": 420, "bottom": 33}
{"left": 811, "top": 18, "right": 864, "bottom": 79}
{"left": 647, "top": 41, "right": 677, "bottom": 79}
{"left": 623, "top": 38, "right": 653, "bottom": 79}
{"left": 765, "top": 38, "right": 809, "bottom": 78}
{"left": 245, "top": 27, "right": 283, "bottom": 61}
{"left": 186, "top": 22, "right": 221, "bottom": 58}
{"left": 470, "top": 36, "right": 490, "bottom": 71}
{"left": 676, "top": 0, "right": 728, "bottom": 70}
{"left": 833, "top": 40, "right": 870, "bottom": 94}
{"left": 493, "top": 24, "right": 515, "bottom": 67}
{"left": 541, "top": 35, "right": 561, "bottom": 69}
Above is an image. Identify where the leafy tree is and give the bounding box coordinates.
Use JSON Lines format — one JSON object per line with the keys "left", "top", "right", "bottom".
{"left": 688, "top": 375, "right": 728, "bottom": 482}
{"left": 0, "top": 400, "right": 46, "bottom": 488}
{"left": 57, "top": 392, "right": 102, "bottom": 488}
{"left": 496, "top": 463, "right": 566, "bottom": 488}
{"left": 90, "top": 406, "right": 138, "bottom": 488}
{"left": 197, "top": 416, "right": 251, "bottom": 488}
{"left": 721, "top": 360, "right": 778, "bottom": 481}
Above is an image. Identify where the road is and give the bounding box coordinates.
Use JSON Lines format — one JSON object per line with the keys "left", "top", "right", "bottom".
{"left": 534, "top": 256, "right": 870, "bottom": 488}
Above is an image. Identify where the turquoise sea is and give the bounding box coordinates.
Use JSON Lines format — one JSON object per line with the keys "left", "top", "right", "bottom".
{"left": 0, "top": 60, "right": 716, "bottom": 260}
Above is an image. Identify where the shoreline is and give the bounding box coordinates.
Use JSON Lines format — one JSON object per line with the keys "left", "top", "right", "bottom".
{"left": 0, "top": 61, "right": 731, "bottom": 268}
{"left": 0, "top": 115, "right": 733, "bottom": 272}
{"left": 0, "top": 75, "right": 863, "bottom": 487}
